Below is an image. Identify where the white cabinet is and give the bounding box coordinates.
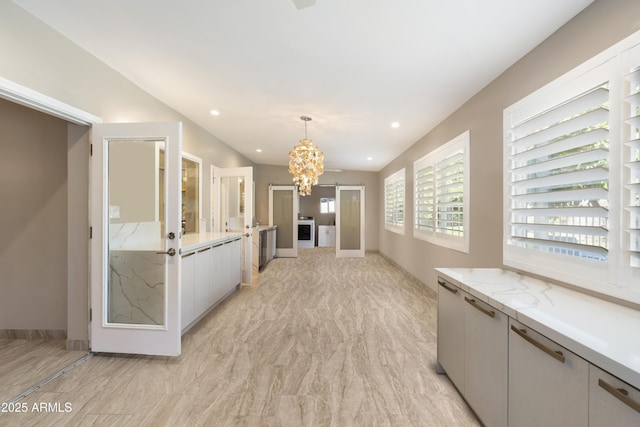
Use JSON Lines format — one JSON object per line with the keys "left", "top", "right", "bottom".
{"left": 464, "top": 295, "right": 508, "bottom": 427}
{"left": 318, "top": 225, "right": 336, "bottom": 247}
{"left": 589, "top": 364, "right": 640, "bottom": 426}
{"left": 194, "top": 247, "right": 211, "bottom": 315}
{"left": 267, "top": 227, "right": 276, "bottom": 262}
{"left": 227, "top": 237, "right": 242, "bottom": 289}
{"left": 180, "top": 252, "right": 196, "bottom": 328}
{"left": 181, "top": 235, "right": 242, "bottom": 333}
{"left": 437, "top": 278, "right": 466, "bottom": 392}
{"left": 210, "top": 243, "right": 225, "bottom": 305}
{"left": 508, "top": 319, "right": 589, "bottom": 427}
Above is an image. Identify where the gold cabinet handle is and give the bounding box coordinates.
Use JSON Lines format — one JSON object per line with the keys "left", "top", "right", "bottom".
{"left": 598, "top": 378, "right": 640, "bottom": 414}
{"left": 510, "top": 324, "right": 565, "bottom": 363}
{"left": 438, "top": 279, "right": 458, "bottom": 294}
{"left": 464, "top": 297, "right": 495, "bottom": 318}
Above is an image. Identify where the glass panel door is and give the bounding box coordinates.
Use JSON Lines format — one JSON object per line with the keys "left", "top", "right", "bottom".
{"left": 213, "top": 166, "right": 253, "bottom": 283}
{"left": 336, "top": 185, "right": 365, "bottom": 258}
{"left": 91, "top": 122, "right": 181, "bottom": 356}
{"left": 269, "top": 185, "right": 298, "bottom": 257}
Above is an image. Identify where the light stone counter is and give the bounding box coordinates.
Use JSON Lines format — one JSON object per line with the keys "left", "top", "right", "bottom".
{"left": 436, "top": 267, "right": 640, "bottom": 390}
{"left": 181, "top": 231, "right": 242, "bottom": 254}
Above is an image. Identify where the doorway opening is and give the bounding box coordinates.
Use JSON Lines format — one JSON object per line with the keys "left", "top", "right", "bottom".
{"left": 0, "top": 97, "right": 89, "bottom": 402}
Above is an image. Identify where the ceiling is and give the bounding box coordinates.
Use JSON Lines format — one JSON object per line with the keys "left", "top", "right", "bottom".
{"left": 13, "top": 0, "right": 593, "bottom": 172}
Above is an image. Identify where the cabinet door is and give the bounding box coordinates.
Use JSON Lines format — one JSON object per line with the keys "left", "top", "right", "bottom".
{"left": 210, "top": 243, "right": 225, "bottom": 304}
{"left": 509, "top": 319, "right": 588, "bottom": 427}
{"left": 194, "top": 247, "right": 211, "bottom": 315}
{"left": 464, "top": 296, "right": 508, "bottom": 427}
{"left": 589, "top": 364, "right": 640, "bottom": 427}
{"left": 231, "top": 238, "right": 242, "bottom": 288}
{"left": 437, "top": 277, "right": 465, "bottom": 392}
{"left": 268, "top": 228, "right": 276, "bottom": 261}
{"left": 180, "top": 252, "right": 195, "bottom": 330}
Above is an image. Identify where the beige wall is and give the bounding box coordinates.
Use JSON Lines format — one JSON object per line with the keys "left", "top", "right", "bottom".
{"left": 254, "top": 165, "right": 379, "bottom": 251}
{"left": 378, "top": 0, "right": 640, "bottom": 292}
{"left": 0, "top": 98, "right": 68, "bottom": 330}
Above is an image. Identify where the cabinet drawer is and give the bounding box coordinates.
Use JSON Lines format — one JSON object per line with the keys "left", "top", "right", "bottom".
{"left": 464, "top": 296, "right": 508, "bottom": 427}
{"left": 508, "top": 319, "right": 588, "bottom": 427}
{"left": 437, "top": 277, "right": 465, "bottom": 392}
{"left": 590, "top": 364, "right": 640, "bottom": 427}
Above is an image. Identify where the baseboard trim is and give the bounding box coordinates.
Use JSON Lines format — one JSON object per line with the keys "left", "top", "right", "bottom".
{"left": 0, "top": 329, "right": 66, "bottom": 339}
{"left": 66, "top": 339, "right": 89, "bottom": 351}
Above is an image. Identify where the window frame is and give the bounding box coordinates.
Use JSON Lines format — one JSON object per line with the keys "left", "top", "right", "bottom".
{"left": 413, "top": 131, "right": 470, "bottom": 253}
{"left": 384, "top": 168, "right": 405, "bottom": 234}
{"left": 503, "top": 30, "right": 640, "bottom": 304}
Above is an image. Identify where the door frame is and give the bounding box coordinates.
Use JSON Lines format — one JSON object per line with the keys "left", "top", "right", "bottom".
{"left": 336, "top": 185, "right": 366, "bottom": 258}
{"left": 269, "top": 185, "right": 299, "bottom": 258}
{"left": 89, "top": 122, "right": 183, "bottom": 356}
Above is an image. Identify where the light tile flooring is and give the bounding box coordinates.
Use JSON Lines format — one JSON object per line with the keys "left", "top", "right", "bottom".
{"left": 0, "top": 248, "right": 479, "bottom": 426}
{"left": 0, "top": 339, "right": 86, "bottom": 403}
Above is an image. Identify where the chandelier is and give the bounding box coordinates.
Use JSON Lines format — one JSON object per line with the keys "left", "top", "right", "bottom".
{"left": 288, "top": 116, "right": 324, "bottom": 196}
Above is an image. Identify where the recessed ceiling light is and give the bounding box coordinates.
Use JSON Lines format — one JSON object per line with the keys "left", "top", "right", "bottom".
{"left": 210, "top": 110, "right": 220, "bottom": 116}
{"left": 367, "top": 157, "right": 373, "bottom": 161}
{"left": 256, "top": 148, "right": 262, "bottom": 153}
{"left": 391, "top": 121, "right": 400, "bottom": 128}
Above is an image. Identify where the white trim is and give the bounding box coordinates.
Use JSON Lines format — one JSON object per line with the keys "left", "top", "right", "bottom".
{"left": 181, "top": 151, "right": 203, "bottom": 233}
{"left": 0, "top": 76, "right": 101, "bottom": 125}
{"left": 336, "top": 185, "right": 365, "bottom": 258}
{"left": 413, "top": 131, "right": 470, "bottom": 254}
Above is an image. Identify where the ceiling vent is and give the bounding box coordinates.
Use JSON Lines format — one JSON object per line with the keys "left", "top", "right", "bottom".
{"left": 291, "top": 0, "right": 315, "bottom": 10}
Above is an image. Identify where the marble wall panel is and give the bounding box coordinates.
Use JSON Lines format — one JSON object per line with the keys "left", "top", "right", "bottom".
{"left": 109, "top": 250, "right": 165, "bottom": 325}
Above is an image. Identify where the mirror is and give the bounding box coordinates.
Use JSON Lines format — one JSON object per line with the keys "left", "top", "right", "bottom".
{"left": 181, "top": 156, "right": 200, "bottom": 234}
{"left": 159, "top": 149, "right": 202, "bottom": 235}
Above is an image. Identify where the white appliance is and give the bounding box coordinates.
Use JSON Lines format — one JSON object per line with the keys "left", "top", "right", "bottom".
{"left": 297, "top": 218, "right": 315, "bottom": 248}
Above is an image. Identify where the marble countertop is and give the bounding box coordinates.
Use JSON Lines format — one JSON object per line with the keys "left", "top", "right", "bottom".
{"left": 436, "top": 267, "right": 640, "bottom": 390}
{"left": 181, "top": 232, "right": 242, "bottom": 254}
{"left": 254, "top": 225, "right": 277, "bottom": 231}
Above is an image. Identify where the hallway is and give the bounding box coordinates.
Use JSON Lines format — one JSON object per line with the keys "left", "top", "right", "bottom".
{"left": 1, "top": 249, "right": 479, "bottom": 426}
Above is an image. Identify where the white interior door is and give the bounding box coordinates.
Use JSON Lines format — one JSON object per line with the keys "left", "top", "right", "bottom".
{"left": 269, "top": 185, "right": 299, "bottom": 258}
{"left": 336, "top": 185, "right": 365, "bottom": 258}
{"left": 213, "top": 166, "right": 253, "bottom": 284}
{"left": 90, "top": 122, "right": 182, "bottom": 356}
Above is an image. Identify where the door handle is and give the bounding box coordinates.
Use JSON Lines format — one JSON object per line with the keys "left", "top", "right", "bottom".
{"left": 244, "top": 233, "right": 251, "bottom": 237}
{"left": 598, "top": 378, "right": 640, "bottom": 413}
{"left": 464, "top": 297, "right": 495, "bottom": 318}
{"left": 156, "top": 248, "right": 176, "bottom": 256}
{"left": 438, "top": 279, "right": 458, "bottom": 294}
{"left": 511, "top": 324, "right": 565, "bottom": 363}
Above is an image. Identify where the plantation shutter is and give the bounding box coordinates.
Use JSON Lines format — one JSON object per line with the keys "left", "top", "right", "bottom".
{"left": 435, "top": 149, "right": 464, "bottom": 236}
{"left": 506, "top": 83, "right": 610, "bottom": 261}
{"left": 384, "top": 169, "right": 405, "bottom": 231}
{"left": 415, "top": 164, "right": 434, "bottom": 231}
{"left": 625, "top": 68, "right": 640, "bottom": 268}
